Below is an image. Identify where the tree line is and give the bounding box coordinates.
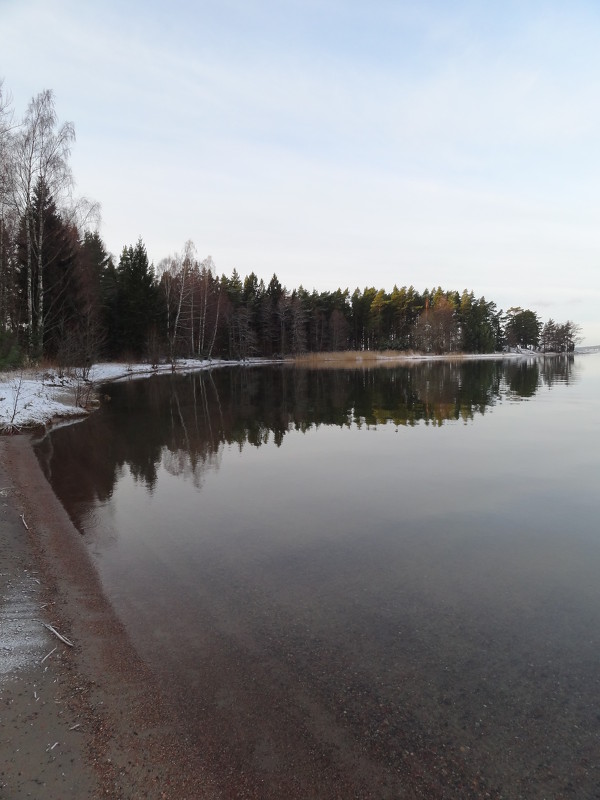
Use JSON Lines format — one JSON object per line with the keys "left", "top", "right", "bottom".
{"left": 0, "top": 83, "right": 580, "bottom": 369}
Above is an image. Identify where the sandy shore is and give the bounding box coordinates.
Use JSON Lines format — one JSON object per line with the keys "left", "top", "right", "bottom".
{"left": 0, "top": 434, "right": 219, "bottom": 799}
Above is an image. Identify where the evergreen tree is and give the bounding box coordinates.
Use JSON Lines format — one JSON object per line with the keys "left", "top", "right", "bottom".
{"left": 76, "top": 230, "right": 113, "bottom": 363}
{"left": 226, "top": 268, "right": 243, "bottom": 307}
{"left": 16, "top": 180, "right": 79, "bottom": 359}
{"left": 504, "top": 308, "right": 542, "bottom": 349}
{"left": 459, "top": 292, "right": 497, "bottom": 353}
{"left": 114, "top": 238, "right": 161, "bottom": 359}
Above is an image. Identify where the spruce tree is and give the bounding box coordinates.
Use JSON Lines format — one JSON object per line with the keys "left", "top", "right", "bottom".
{"left": 114, "top": 238, "right": 161, "bottom": 359}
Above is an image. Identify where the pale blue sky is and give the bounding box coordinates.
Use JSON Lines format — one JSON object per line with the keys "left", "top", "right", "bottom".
{"left": 1, "top": 0, "right": 599, "bottom": 342}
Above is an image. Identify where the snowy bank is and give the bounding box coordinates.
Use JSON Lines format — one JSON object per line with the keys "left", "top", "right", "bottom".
{"left": 0, "top": 359, "right": 252, "bottom": 431}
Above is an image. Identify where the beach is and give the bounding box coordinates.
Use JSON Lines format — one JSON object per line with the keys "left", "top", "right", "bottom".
{"left": 0, "top": 434, "right": 218, "bottom": 799}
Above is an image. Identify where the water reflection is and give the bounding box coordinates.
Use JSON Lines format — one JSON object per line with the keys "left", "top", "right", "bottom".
{"left": 36, "top": 356, "right": 576, "bottom": 521}
{"left": 32, "top": 354, "right": 600, "bottom": 800}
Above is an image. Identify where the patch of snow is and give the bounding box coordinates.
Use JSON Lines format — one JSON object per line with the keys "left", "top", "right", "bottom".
{"left": 0, "top": 358, "right": 277, "bottom": 431}
{"left": 0, "top": 372, "right": 84, "bottom": 430}
{"left": 575, "top": 345, "right": 600, "bottom": 354}
{"left": 0, "top": 570, "right": 46, "bottom": 683}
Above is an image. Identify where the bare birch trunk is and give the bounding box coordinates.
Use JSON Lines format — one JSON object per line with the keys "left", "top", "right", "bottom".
{"left": 35, "top": 187, "right": 45, "bottom": 355}
{"left": 25, "top": 207, "right": 34, "bottom": 353}
{"left": 207, "top": 285, "right": 221, "bottom": 360}
{"left": 170, "top": 261, "right": 187, "bottom": 362}
{"left": 198, "top": 270, "right": 208, "bottom": 357}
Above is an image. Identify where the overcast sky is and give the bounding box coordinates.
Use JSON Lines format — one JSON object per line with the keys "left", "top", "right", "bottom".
{"left": 2, "top": 0, "right": 599, "bottom": 343}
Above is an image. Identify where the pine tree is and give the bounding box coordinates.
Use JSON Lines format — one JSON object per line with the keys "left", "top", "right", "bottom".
{"left": 114, "top": 238, "right": 161, "bottom": 359}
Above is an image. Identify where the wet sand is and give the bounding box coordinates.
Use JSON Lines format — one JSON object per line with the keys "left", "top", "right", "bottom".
{"left": 0, "top": 434, "right": 219, "bottom": 800}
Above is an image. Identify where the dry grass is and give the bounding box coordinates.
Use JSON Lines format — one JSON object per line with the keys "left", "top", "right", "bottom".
{"left": 291, "top": 350, "right": 485, "bottom": 369}
{"left": 293, "top": 350, "right": 412, "bottom": 366}
{"left": 294, "top": 349, "right": 466, "bottom": 366}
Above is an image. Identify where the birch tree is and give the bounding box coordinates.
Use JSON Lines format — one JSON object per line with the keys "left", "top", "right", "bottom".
{"left": 159, "top": 239, "right": 195, "bottom": 362}
{"left": 0, "top": 83, "right": 16, "bottom": 334}
{"left": 196, "top": 256, "right": 216, "bottom": 357}
{"left": 10, "top": 90, "right": 74, "bottom": 355}
{"left": 0, "top": 81, "right": 13, "bottom": 204}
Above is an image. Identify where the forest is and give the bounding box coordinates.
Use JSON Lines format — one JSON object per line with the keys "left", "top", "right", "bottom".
{"left": 0, "top": 84, "right": 581, "bottom": 370}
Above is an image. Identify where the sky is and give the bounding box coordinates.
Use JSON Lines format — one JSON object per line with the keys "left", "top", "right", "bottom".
{"left": 1, "top": 0, "right": 599, "bottom": 343}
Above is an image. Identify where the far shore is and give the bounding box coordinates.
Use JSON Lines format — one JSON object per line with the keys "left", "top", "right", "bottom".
{"left": 292, "top": 347, "right": 555, "bottom": 366}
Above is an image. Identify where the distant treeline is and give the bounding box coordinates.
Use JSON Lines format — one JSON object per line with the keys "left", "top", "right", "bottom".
{"left": 0, "top": 84, "right": 580, "bottom": 368}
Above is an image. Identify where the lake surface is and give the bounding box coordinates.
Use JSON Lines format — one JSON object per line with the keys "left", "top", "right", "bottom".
{"left": 35, "top": 356, "right": 600, "bottom": 799}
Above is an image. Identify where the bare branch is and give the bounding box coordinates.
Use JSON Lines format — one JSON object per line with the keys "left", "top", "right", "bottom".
{"left": 42, "top": 622, "right": 74, "bottom": 647}
{"left": 64, "top": 195, "right": 101, "bottom": 231}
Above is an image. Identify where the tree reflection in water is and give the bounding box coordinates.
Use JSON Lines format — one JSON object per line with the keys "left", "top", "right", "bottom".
{"left": 35, "top": 356, "right": 576, "bottom": 533}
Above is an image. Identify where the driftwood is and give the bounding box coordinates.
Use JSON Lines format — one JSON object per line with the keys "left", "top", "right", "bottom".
{"left": 20, "top": 513, "right": 29, "bottom": 530}
{"left": 43, "top": 623, "right": 74, "bottom": 647}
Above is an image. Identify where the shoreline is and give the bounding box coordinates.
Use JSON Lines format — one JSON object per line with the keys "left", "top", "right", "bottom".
{"left": 0, "top": 434, "right": 219, "bottom": 799}
{"left": 0, "top": 350, "right": 570, "bottom": 433}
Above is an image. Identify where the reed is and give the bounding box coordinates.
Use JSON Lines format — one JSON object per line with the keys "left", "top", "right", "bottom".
{"left": 294, "top": 350, "right": 416, "bottom": 366}
{"left": 292, "top": 350, "right": 478, "bottom": 368}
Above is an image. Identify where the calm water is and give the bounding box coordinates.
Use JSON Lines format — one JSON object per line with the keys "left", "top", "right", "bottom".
{"left": 36, "top": 356, "right": 600, "bottom": 799}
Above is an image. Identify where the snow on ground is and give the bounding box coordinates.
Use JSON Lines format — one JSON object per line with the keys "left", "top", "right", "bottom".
{"left": 0, "top": 371, "right": 83, "bottom": 431}
{"left": 0, "top": 359, "right": 245, "bottom": 431}
{"left": 575, "top": 345, "right": 600, "bottom": 354}
{"left": 0, "top": 565, "right": 47, "bottom": 684}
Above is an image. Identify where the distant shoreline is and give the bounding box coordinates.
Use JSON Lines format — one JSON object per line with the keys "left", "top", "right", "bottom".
{"left": 292, "top": 348, "right": 576, "bottom": 366}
